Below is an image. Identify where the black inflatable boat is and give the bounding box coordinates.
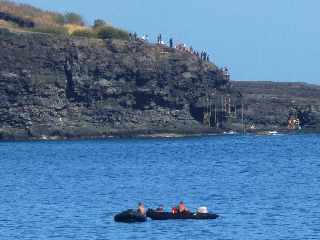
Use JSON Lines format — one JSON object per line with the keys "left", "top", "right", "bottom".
{"left": 146, "top": 209, "right": 219, "bottom": 220}
{"left": 114, "top": 209, "right": 147, "bottom": 223}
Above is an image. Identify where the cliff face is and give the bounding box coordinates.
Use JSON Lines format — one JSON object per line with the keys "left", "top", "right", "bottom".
{"left": 233, "top": 81, "right": 320, "bottom": 131}
{"left": 0, "top": 29, "right": 231, "bottom": 139}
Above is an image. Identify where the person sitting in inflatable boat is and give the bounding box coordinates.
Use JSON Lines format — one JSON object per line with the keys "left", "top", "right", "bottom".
{"left": 137, "top": 202, "right": 146, "bottom": 216}
{"left": 178, "top": 201, "right": 189, "bottom": 213}
{"left": 156, "top": 204, "right": 164, "bottom": 212}
{"left": 172, "top": 201, "right": 189, "bottom": 214}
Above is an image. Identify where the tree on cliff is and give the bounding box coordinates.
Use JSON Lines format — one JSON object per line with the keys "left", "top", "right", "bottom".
{"left": 96, "top": 25, "right": 129, "bottom": 40}
{"left": 64, "top": 12, "right": 84, "bottom": 26}
{"left": 93, "top": 19, "right": 107, "bottom": 29}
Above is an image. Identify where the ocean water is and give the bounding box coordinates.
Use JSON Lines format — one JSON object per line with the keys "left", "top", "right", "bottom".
{"left": 0, "top": 134, "right": 319, "bottom": 240}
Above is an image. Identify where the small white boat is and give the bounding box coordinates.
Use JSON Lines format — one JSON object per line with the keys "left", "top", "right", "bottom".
{"left": 223, "top": 131, "right": 237, "bottom": 135}
{"left": 267, "top": 131, "right": 284, "bottom": 136}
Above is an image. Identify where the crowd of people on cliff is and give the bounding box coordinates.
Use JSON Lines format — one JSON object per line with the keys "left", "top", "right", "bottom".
{"left": 128, "top": 32, "right": 231, "bottom": 81}
{"left": 175, "top": 43, "right": 210, "bottom": 62}
{"left": 128, "top": 32, "right": 211, "bottom": 62}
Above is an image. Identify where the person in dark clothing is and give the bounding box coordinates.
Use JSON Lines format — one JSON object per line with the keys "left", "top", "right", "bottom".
{"left": 169, "top": 38, "right": 173, "bottom": 48}
{"left": 203, "top": 52, "right": 207, "bottom": 60}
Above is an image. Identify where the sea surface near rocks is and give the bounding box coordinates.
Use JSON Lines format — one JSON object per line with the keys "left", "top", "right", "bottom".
{"left": 0, "top": 134, "right": 319, "bottom": 240}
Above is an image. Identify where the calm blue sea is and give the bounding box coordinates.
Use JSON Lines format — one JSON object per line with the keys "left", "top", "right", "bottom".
{"left": 0, "top": 134, "right": 319, "bottom": 240}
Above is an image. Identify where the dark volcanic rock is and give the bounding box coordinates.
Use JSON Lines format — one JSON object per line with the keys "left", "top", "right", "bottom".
{"left": 232, "top": 81, "right": 320, "bottom": 131}
{"left": 0, "top": 30, "right": 232, "bottom": 140}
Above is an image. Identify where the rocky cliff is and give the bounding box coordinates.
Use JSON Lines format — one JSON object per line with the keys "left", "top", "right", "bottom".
{"left": 233, "top": 81, "right": 320, "bottom": 132}
{"left": 0, "top": 29, "right": 233, "bottom": 140}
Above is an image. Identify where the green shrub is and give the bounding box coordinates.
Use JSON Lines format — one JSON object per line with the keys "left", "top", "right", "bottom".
{"left": 0, "top": 1, "right": 66, "bottom": 27}
{"left": 54, "top": 14, "right": 66, "bottom": 25}
{"left": 64, "top": 12, "right": 84, "bottom": 26}
{"left": 93, "top": 19, "right": 107, "bottom": 29}
{"left": 96, "top": 26, "right": 129, "bottom": 40}
{"left": 72, "top": 29, "right": 97, "bottom": 38}
{"left": 0, "top": 1, "right": 132, "bottom": 40}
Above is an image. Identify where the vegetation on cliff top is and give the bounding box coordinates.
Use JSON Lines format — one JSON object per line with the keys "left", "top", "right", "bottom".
{"left": 0, "top": 0, "right": 129, "bottom": 40}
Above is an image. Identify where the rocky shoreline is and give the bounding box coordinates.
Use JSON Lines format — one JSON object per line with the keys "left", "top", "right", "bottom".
{"left": 1, "top": 127, "right": 319, "bottom": 142}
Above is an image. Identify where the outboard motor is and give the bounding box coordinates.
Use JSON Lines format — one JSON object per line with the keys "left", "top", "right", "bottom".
{"left": 197, "top": 206, "right": 208, "bottom": 214}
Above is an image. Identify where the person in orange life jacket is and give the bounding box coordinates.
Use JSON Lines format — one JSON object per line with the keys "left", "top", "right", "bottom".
{"left": 172, "top": 207, "right": 178, "bottom": 214}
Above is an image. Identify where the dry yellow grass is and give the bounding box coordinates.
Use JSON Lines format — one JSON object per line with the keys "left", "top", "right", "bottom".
{"left": 0, "top": 1, "right": 79, "bottom": 27}
{"left": 0, "top": 19, "right": 11, "bottom": 27}
{"left": 0, "top": 1, "right": 129, "bottom": 40}
{"left": 64, "top": 24, "right": 88, "bottom": 34}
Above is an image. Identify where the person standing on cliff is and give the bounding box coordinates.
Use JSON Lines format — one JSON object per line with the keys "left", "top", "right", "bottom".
{"left": 203, "top": 52, "right": 207, "bottom": 61}
{"left": 141, "top": 34, "right": 149, "bottom": 42}
{"left": 169, "top": 38, "right": 173, "bottom": 48}
{"left": 159, "top": 33, "right": 162, "bottom": 44}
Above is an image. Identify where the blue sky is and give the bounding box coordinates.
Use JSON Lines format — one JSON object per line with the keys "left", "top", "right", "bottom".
{"left": 14, "top": 0, "right": 320, "bottom": 84}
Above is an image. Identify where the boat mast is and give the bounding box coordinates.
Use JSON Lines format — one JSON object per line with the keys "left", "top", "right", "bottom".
{"left": 241, "top": 99, "right": 245, "bottom": 134}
